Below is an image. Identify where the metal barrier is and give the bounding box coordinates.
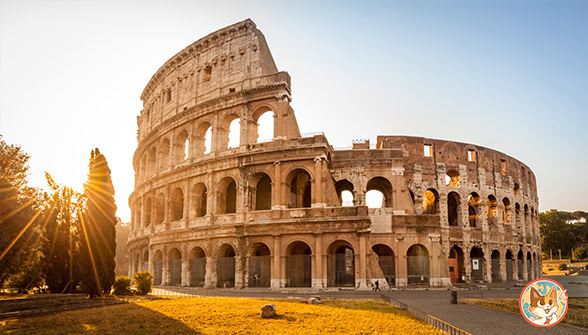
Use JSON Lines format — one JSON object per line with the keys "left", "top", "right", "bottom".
{"left": 381, "top": 294, "right": 472, "bottom": 335}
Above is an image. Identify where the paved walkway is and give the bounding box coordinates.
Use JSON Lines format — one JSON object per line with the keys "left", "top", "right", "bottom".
{"left": 383, "top": 290, "right": 586, "bottom": 335}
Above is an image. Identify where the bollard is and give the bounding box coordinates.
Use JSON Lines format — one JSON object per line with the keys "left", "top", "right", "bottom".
{"left": 451, "top": 290, "right": 458, "bottom": 304}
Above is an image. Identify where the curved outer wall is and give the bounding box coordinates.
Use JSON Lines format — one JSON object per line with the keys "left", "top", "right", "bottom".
{"left": 128, "top": 19, "right": 541, "bottom": 289}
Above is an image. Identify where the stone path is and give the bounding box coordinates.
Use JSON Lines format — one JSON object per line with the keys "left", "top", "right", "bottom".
{"left": 383, "top": 290, "right": 587, "bottom": 335}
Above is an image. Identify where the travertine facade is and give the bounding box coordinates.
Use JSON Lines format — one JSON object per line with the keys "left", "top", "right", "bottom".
{"left": 128, "top": 19, "right": 541, "bottom": 289}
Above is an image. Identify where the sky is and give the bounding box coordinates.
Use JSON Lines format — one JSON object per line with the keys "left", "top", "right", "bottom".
{"left": 1, "top": 0, "right": 587, "bottom": 222}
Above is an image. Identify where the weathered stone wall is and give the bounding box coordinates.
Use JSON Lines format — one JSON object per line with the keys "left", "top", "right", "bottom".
{"left": 127, "top": 19, "right": 541, "bottom": 290}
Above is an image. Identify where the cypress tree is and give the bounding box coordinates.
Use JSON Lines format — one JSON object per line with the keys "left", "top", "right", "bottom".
{"left": 80, "top": 148, "right": 117, "bottom": 296}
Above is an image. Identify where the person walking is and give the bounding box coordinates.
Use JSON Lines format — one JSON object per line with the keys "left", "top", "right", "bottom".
{"left": 374, "top": 279, "right": 381, "bottom": 291}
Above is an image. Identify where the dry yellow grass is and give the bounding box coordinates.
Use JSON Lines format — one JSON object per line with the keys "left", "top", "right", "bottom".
{"left": 0, "top": 297, "right": 442, "bottom": 334}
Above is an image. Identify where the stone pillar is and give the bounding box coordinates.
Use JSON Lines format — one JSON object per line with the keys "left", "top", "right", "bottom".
{"left": 128, "top": 252, "right": 133, "bottom": 278}
{"left": 272, "top": 162, "right": 283, "bottom": 209}
{"left": 522, "top": 253, "right": 528, "bottom": 281}
{"left": 312, "top": 156, "right": 324, "bottom": 207}
{"left": 163, "top": 255, "right": 170, "bottom": 286}
{"left": 235, "top": 256, "right": 244, "bottom": 288}
{"left": 181, "top": 259, "right": 189, "bottom": 286}
{"left": 205, "top": 256, "right": 214, "bottom": 288}
{"left": 272, "top": 236, "right": 281, "bottom": 288}
{"left": 358, "top": 234, "right": 368, "bottom": 289}
{"left": 513, "top": 255, "right": 519, "bottom": 281}
{"left": 313, "top": 234, "right": 323, "bottom": 288}
{"left": 463, "top": 248, "right": 472, "bottom": 284}
{"left": 439, "top": 193, "right": 448, "bottom": 228}
{"left": 499, "top": 254, "right": 506, "bottom": 283}
{"left": 484, "top": 250, "right": 492, "bottom": 283}
{"left": 184, "top": 180, "right": 190, "bottom": 228}
{"left": 148, "top": 248, "right": 153, "bottom": 275}
{"left": 206, "top": 173, "right": 214, "bottom": 216}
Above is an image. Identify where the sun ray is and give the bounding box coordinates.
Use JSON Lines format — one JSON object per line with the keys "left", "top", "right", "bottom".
{"left": 0, "top": 208, "right": 43, "bottom": 262}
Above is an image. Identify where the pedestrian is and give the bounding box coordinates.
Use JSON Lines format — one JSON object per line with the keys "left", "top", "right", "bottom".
{"left": 374, "top": 279, "right": 381, "bottom": 291}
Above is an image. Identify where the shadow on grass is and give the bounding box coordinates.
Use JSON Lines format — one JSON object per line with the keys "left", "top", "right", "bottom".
{"left": 315, "top": 299, "right": 414, "bottom": 316}
{"left": 2, "top": 300, "right": 203, "bottom": 335}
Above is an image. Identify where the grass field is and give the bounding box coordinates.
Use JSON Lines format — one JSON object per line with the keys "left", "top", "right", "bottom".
{"left": 0, "top": 297, "right": 443, "bottom": 334}
{"left": 466, "top": 298, "right": 588, "bottom": 328}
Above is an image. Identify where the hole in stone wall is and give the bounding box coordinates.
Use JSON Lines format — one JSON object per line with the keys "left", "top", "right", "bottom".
{"left": 446, "top": 169, "right": 460, "bottom": 187}
{"left": 204, "top": 67, "right": 212, "bottom": 81}
{"left": 500, "top": 159, "right": 507, "bottom": 176}
{"left": 467, "top": 150, "right": 476, "bottom": 162}
{"left": 422, "top": 189, "right": 439, "bottom": 214}
{"left": 424, "top": 144, "right": 433, "bottom": 157}
{"left": 341, "top": 191, "right": 354, "bottom": 207}
{"left": 171, "top": 187, "right": 184, "bottom": 221}
{"left": 447, "top": 192, "right": 460, "bottom": 226}
{"left": 366, "top": 190, "right": 384, "bottom": 208}
{"left": 487, "top": 195, "right": 498, "bottom": 217}
{"left": 228, "top": 118, "right": 240, "bottom": 148}
{"left": 256, "top": 112, "right": 274, "bottom": 143}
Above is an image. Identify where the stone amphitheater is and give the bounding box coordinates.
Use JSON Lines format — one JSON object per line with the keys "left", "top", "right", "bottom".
{"left": 127, "top": 19, "right": 541, "bottom": 289}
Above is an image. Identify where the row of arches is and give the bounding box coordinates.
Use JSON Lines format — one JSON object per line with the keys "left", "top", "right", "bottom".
{"left": 422, "top": 188, "right": 538, "bottom": 231}
{"left": 136, "top": 242, "right": 431, "bottom": 288}
{"left": 449, "top": 246, "right": 540, "bottom": 283}
{"left": 137, "top": 108, "right": 275, "bottom": 181}
{"left": 133, "top": 169, "right": 312, "bottom": 228}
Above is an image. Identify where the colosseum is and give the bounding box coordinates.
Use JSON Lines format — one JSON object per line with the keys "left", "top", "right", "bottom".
{"left": 127, "top": 19, "right": 541, "bottom": 290}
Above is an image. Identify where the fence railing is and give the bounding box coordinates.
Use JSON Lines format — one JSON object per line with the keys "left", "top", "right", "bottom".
{"left": 381, "top": 294, "right": 472, "bottom": 335}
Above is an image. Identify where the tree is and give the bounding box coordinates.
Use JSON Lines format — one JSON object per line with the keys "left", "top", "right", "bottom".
{"left": 540, "top": 210, "right": 576, "bottom": 258}
{"left": 0, "top": 136, "right": 43, "bottom": 288}
{"left": 41, "top": 174, "right": 82, "bottom": 293}
{"left": 79, "top": 148, "right": 117, "bottom": 296}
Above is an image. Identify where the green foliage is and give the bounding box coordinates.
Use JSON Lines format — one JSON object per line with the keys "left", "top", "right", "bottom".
{"left": 573, "top": 247, "right": 588, "bottom": 260}
{"left": 5, "top": 250, "right": 44, "bottom": 293}
{"left": 0, "top": 136, "right": 43, "bottom": 288}
{"left": 113, "top": 275, "right": 132, "bottom": 295}
{"left": 114, "top": 221, "right": 130, "bottom": 276}
{"left": 540, "top": 210, "right": 577, "bottom": 258}
{"left": 133, "top": 271, "right": 153, "bottom": 295}
{"left": 41, "top": 176, "right": 83, "bottom": 293}
{"left": 79, "top": 148, "right": 117, "bottom": 297}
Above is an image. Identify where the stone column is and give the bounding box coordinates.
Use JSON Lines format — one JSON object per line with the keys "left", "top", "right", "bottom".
{"left": 313, "top": 234, "right": 323, "bottom": 288}
{"left": 358, "top": 234, "right": 368, "bottom": 289}
{"left": 513, "top": 255, "right": 519, "bottom": 281}
{"left": 272, "top": 236, "right": 281, "bottom": 288}
{"left": 272, "top": 161, "right": 283, "bottom": 209}
{"left": 463, "top": 248, "right": 472, "bottom": 284}
{"left": 181, "top": 259, "right": 189, "bottom": 286}
{"left": 205, "top": 256, "right": 214, "bottom": 288}
{"left": 312, "top": 156, "right": 324, "bottom": 207}
{"left": 206, "top": 173, "right": 214, "bottom": 216}
{"left": 235, "top": 256, "right": 244, "bottom": 288}
{"left": 484, "top": 250, "right": 492, "bottom": 283}
{"left": 163, "top": 255, "right": 170, "bottom": 286}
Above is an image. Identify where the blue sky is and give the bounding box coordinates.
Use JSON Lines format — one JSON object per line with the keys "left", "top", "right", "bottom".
{"left": 1, "top": 0, "right": 587, "bottom": 221}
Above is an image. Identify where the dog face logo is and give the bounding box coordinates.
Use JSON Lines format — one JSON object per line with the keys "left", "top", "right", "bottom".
{"left": 520, "top": 279, "right": 568, "bottom": 327}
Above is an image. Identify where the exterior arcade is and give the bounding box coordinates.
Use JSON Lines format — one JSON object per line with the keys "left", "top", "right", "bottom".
{"left": 127, "top": 19, "right": 541, "bottom": 290}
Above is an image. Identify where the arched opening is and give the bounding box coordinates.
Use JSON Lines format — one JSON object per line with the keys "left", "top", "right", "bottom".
{"left": 491, "top": 250, "right": 501, "bottom": 283}
{"left": 524, "top": 204, "right": 529, "bottom": 235}
{"left": 372, "top": 244, "right": 395, "bottom": 287}
{"left": 447, "top": 191, "right": 460, "bottom": 226}
{"left": 219, "top": 114, "right": 240, "bottom": 150}
{"left": 153, "top": 250, "right": 163, "bottom": 286}
{"left": 517, "top": 250, "right": 524, "bottom": 279}
{"left": 134, "top": 253, "right": 140, "bottom": 274}
{"left": 139, "top": 156, "right": 146, "bottom": 180}
{"left": 147, "top": 147, "right": 156, "bottom": 175}
{"left": 192, "top": 182, "right": 207, "bottom": 217}
{"left": 194, "top": 122, "right": 212, "bottom": 156}
{"left": 248, "top": 243, "right": 271, "bottom": 287}
{"left": 144, "top": 197, "right": 152, "bottom": 227}
{"left": 142, "top": 250, "right": 149, "bottom": 271}
{"left": 335, "top": 179, "right": 354, "bottom": 207}
{"left": 422, "top": 189, "right": 439, "bottom": 214}
{"left": 327, "top": 241, "right": 355, "bottom": 287}
{"left": 228, "top": 118, "right": 240, "bottom": 149}
{"left": 286, "top": 169, "right": 311, "bottom": 208}
{"left": 505, "top": 250, "right": 514, "bottom": 282}
{"left": 487, "top": 195, "right": 498, "bottom": 225}
{"left": 449, "top": 246, "right": 464, "bottom": 283}
{"left": 169, "top": 248, "right": 182, "bottom": 286}
{"left": 170, "top": 187, "right": 184, "bottom": 221}
{"left": 468, "top": 193, "right": 480, "bottom": 227}
{"left": 513, "top": 183, "right": 520, "bottom": 196}
{"left": 533, "top": 252, "right": 538, "bottom": 279}
{"left": 445, "top": 169, "right": 460, "bottom": 187}
{"left": 407, "top": 244, "right": 429, "bottom": 285}
{"left": 218, "top": 177, "right": 237, "bottom": 214}
{"left": 515, "top": 203, "right": 521, "bottom": 232}
{"left": 254, "top": 109, "right": 274, "bottom": 143}
{"left": 502, "top": 198, "right": 512, "bottom": 225}
{"left": 470, "top": 247, "right": 485, "bottom": 282}
{"left": 174, "top": 130, "right": 189, "bottom": 163}
{"left": 159, "top": 138, "right": 170, "bottom": 169}
{"left": 253, "top": 173, "right": 272, "bottom": 211}
{"left": 189, "top": 247, "right": 206, "bottom": 287}
{"left": 285, "top": 241, "right": 311, "bottom": 287}
{"left": 527, "top": 251, "right": 533, "bottom": 281}
{"left": 217, "top": 244, "right": 235, "bottom": 288}
{"left": 155, "top": 193, "right": 165, "bottom": 224}
{"left": 366, "top": 177, "right": 392, "bottom": 208}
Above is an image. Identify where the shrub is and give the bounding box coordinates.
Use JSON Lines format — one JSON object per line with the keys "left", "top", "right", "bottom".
{"left": 133, "top": 271, "right": 153, "bottom": 295}
{"left": 113, "top": 276, "right": 132, "bottom": 295}
{"left": 573, "top": 248, "right": 587, "bottom": 261}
